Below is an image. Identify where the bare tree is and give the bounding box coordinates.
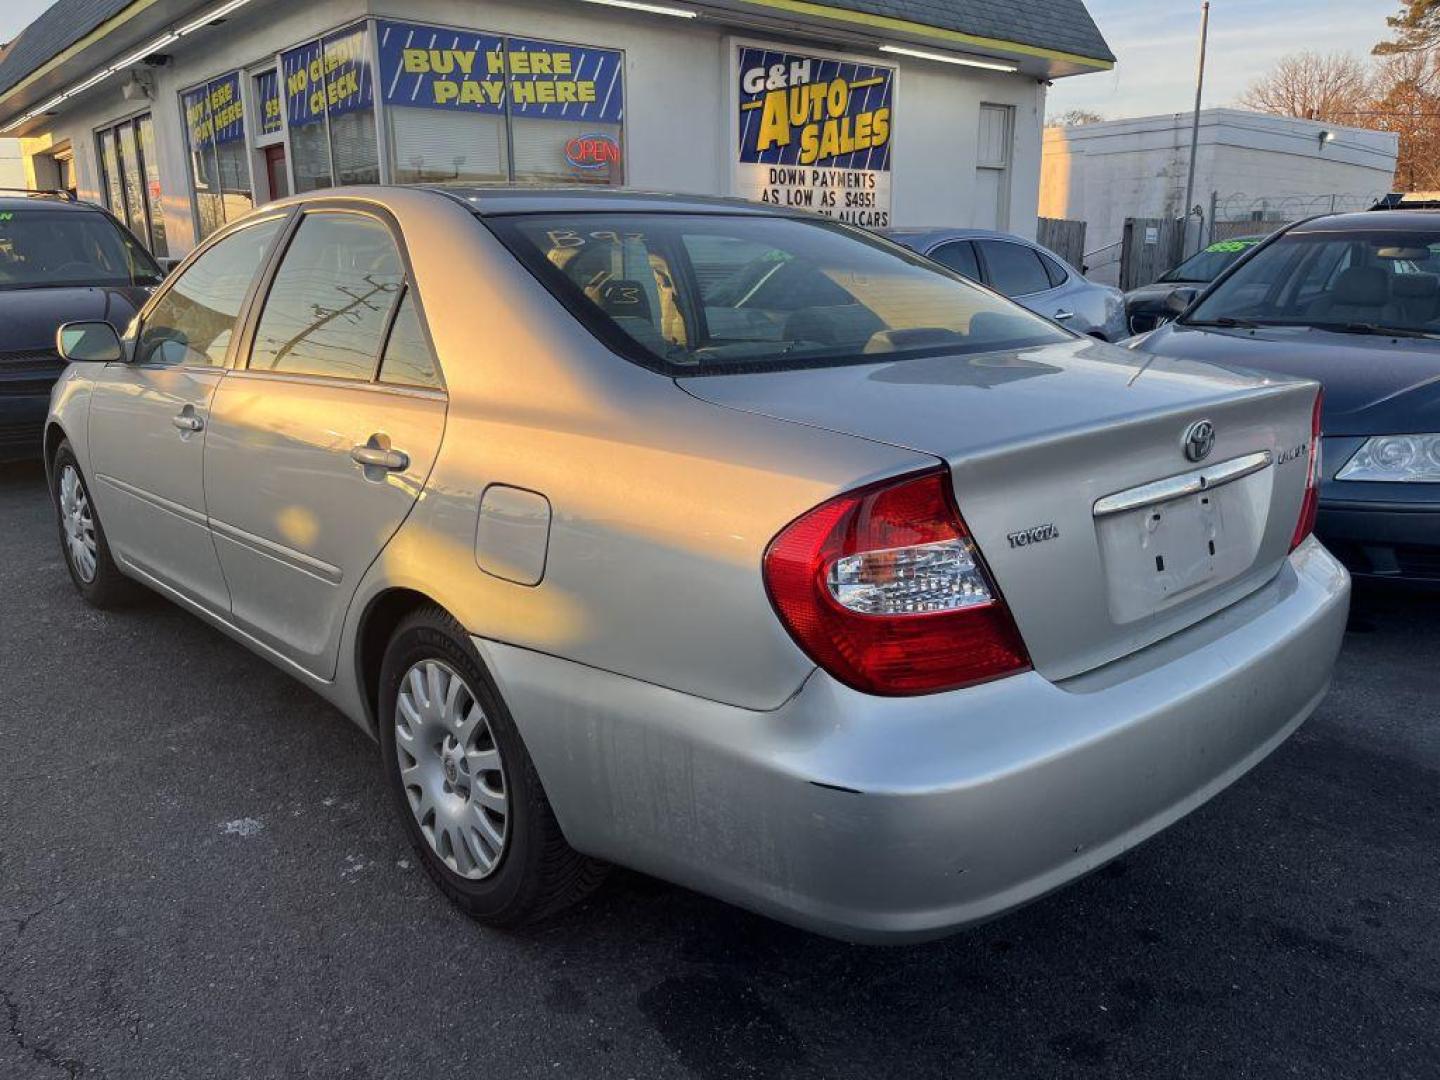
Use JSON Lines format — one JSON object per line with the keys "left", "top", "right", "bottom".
{"left": 1237, "top": 51, "right": 1374, "bottom": 122}
{"left": 1049, "top": 108, "right": 1105, "bottom": 126}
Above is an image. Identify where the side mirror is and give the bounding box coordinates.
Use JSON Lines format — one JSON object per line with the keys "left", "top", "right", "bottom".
{"left": 57, "top": 320, "right": 124, "bottom": 364}
{"left": 1164, "top": 286, "right": 1199, "bottom": 316}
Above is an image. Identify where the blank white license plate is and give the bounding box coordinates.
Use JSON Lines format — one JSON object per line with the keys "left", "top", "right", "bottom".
{"left": 1097, "top": 491, "right": 1224, "bottom": 623}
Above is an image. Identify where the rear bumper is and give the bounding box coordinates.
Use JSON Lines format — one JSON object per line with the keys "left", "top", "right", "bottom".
{"left": 480, "top": 539, "right": 1350, "bottom": 943}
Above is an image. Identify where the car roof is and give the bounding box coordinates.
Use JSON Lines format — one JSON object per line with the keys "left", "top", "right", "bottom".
{"left": 1289, "top": 210, "right": 1440, "bottom": 233}
{"left": 0, "top": 193, "right": 97, "bottom": 211}
{"left": 880, "top": 226, "right": 1017, "bottom": 242}
{"left": 422, "top": 186, "right": 782, "bottom": 217}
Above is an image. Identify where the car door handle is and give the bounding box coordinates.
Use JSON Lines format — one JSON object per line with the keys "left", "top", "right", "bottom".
{"left": 172, "top": 412, "right": 204, "bottom": 432}
{"left": 350, "top": 444, "right": 409, "bottom": 472}
{"left": 1054, "top": 310, "right": 1076, "bottom": 321}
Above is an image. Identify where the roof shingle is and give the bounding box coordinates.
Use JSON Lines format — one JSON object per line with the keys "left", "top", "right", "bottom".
{"left": 0, "top": 0, "right": 1113, "bottom": 101}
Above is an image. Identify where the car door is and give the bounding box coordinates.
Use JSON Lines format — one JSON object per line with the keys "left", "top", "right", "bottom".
{"left": 85, "top": 213, "right": 287, "bottom": 610}
{"left": 974, "top": 238, "right": 1073, "bottom": 325}
{"left": 202, "top": 206, "right": 446, "bottom": 679}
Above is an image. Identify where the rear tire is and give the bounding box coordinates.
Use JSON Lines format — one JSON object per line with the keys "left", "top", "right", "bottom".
{"left": 50, "top": 440, "right": 136, "bottom": 609}
{"left": 377, "top": 604, "right": 607, "bottom": 925}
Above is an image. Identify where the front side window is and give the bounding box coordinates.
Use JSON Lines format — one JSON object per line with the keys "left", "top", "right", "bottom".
{"left": 0, "top": 209, "right": 162, "bottom": 291}
{"left": 977, "top": 240, "right": 1051, "bottom": 297}
{"left": 1186, "top": 229, "right": 1440, "bottom": 334}
{"left": 249, "top": 213, "right": 404, "bottom": 379}
{"left": 136, "top": 217, "right": 284, "bottom": 367}
{"left": 488, "top": 213, "right": 1069, "bottom": 375}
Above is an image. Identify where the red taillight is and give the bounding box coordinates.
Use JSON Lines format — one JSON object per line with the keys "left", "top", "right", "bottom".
{"left": 1289, "top": 388, "right": 1324, "bottom": 552}
{"left": 763, "top": 468, "right": 1031, "bottom": 696}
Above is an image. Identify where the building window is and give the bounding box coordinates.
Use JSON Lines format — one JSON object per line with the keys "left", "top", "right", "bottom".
{"left": 280, "top": 24, "right": 380, "bottom": 194}
{"left": 975, "top": 104, "right": 1013, "bottom": 231}
{"left": 374, "top": 20, "right": 625, "bottom": 187}
{"left": 96, "top": 115, "right": 167, "bottom": 256}
{"left": 181, "top": 73, "right": 253, "bottom": 241}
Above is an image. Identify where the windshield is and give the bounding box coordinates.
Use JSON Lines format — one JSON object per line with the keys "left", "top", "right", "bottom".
{"left": 486, "top": 213, "right": 1071, "bottom": 375}
{"left": 1186, "top": 228, "right": 1440, "bottom": 335}
{"left": 1159, "top": 237, "right": 1262, "bottom": 282}
{"left": 0, "top": 208, "right": 163, "bottom": 290}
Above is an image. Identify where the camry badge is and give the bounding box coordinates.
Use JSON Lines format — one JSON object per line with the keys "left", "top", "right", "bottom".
{"left": 1183, "top": 419, "right": 1216, "bottom": 462}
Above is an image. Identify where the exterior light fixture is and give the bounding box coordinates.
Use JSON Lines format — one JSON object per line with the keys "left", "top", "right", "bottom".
{"left": 578, "top": 0, "right": 698, "bottom": 17}
{"left": 176, "top": 0, "right": 254, "bottom": 36}
{"left": 878, "top": 44, "right": 1017, "bottom": 72}
{"left": 110, "top": 32, "right": 179, "bottom": 70}
{"left": 1318, "top": 130, "right": 1336, "bottom": 147}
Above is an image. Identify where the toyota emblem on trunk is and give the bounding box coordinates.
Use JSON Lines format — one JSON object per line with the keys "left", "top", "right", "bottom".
{"left": 1183, "top": 419, "right": 1216, "bottom": 462}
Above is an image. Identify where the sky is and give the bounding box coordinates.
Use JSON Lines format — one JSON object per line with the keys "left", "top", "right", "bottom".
{"left": 1048, "top": 0, "right": 1403, "bottom": 119}
{"left": 0, "top": 0, "right": 1409, "bottom": 121}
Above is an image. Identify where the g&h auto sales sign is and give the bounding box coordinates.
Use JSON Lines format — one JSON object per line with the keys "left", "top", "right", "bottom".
{"left": 735, "top": 45, "right": 894, "bottom": 227}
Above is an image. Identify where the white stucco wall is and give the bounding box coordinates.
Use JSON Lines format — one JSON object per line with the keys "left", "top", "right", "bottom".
{"left": 1040, "top": 108, "right": 1399, "bottom": 281}
{"left": 17, "top": 0, "right": 1050, "bottom": 255}
{"left": 0, "top": 137, "right": 24, "bottom": 187}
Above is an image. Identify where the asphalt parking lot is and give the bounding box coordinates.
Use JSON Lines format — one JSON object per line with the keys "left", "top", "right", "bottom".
{"left": 1, "top": 460, "right": 1437, "bottom": 1080}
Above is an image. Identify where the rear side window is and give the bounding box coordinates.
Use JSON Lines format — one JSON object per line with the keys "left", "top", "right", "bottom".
{"left": 929, "top": 240, "right": 980, "bottom": 281}
{"left": 249, "top": 212, "right": 404, "bottom": 380}
{"left": 136, "top": 216, "right": 283, "bottom": 367}
{"left": 1039, "top": 251, "right": 1069, "bottom": 288}
{"left": 378, "top": 290, "right": 441, "bottom": 388}
{"left": 977, "top": 240, "right": 1052, "bottom": 297}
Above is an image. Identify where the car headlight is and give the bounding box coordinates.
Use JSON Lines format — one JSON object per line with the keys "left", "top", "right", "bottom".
{"left": 1335, "top": 434, "right": 1440, "bottom": 482}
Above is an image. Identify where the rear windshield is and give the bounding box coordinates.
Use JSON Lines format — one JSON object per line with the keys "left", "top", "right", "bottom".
{"left": 0, "top": 208, "right": 163, "bottom": 291}
{"left": 485, "top": 213, "right": 1070, "bottom": 375}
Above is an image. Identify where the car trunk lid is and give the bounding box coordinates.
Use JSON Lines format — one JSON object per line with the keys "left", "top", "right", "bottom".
{"left": 679, "top": 340, "right": 1320, "bottom": 681}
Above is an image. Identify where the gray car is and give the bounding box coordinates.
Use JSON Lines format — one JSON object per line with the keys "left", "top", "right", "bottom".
{"left": 46, "top": 187, "right": 1348, "bottom": 943}
{"left": 883, "top": 226, "right": 1128, "bottom": 340}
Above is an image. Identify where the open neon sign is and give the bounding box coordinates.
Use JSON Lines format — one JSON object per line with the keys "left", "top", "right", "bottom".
{"left": 564, "top": 133, "right": 621, "bottom": 170}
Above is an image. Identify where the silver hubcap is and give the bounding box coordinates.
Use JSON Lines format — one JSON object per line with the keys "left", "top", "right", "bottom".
{"left": 58, "top": 465, "right": 97, "bottom": 583}
{"left": 395, "top": 659, "right": 509, "bottom": 879}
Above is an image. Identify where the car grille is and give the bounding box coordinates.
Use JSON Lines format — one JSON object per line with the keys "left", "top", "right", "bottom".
{"left": 0, "top": 349, "right": 65, "bottom": 397}
{"left": 0, "top": 349, "right": 64, "bottom": 375}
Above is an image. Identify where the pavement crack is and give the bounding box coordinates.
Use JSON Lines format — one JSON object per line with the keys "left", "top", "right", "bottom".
{"left": 1, "top": 986, "right": 87, "bottom": 1079}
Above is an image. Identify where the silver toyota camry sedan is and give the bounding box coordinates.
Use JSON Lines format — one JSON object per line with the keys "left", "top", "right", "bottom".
{"left": 45, "top": 187, "right": 1349, "bottom": 943}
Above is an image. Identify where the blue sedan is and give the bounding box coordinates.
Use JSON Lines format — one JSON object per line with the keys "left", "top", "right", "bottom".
{"left": 1128, "top": 210, "right": 1440, "bottom": 588}
{"left": 882, "top": 227, "right": 1127, "bottom": 341}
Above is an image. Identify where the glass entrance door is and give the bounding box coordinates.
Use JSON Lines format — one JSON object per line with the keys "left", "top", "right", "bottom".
{"left": 97, "top": 114, "right": 168, "bottom": 257}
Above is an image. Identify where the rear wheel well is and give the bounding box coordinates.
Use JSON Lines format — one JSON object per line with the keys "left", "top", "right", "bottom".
{"left": 357, "top": 588, "right": 439, "bottom": 732}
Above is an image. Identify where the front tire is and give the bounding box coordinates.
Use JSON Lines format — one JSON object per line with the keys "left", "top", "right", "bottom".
{"left": 51, "top": 440, "right": 135, "bottom": 608}
{"left": 377, "top": 605, "right": 606, "bottom": 925}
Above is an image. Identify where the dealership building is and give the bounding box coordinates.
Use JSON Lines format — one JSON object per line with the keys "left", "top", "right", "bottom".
{"left": 0, "top": 0, "right": 1112, "bottom": 259}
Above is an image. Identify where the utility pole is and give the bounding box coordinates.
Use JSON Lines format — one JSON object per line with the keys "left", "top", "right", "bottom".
{"left": 1181, "top": 0, "right": 1210, "bottom": 257}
